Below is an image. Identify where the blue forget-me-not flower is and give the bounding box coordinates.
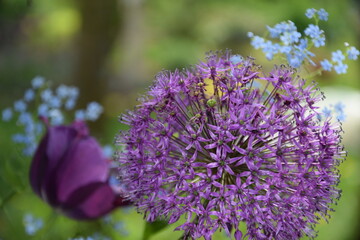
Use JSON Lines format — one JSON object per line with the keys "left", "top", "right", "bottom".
{"left": 23, "top": 214, "right": 44, "bottom": 236}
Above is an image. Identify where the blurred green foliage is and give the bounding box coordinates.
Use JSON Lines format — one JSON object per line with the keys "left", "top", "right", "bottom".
{"left": 0, "top": 0, "right": 359, "bottom": 239}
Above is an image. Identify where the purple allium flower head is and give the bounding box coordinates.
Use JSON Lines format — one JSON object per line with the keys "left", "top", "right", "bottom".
{"left": 30, "top": 121, "right": 130, "bottom": 220}
{"left": 117, "top": 51, "right": 345, "bottom": 239}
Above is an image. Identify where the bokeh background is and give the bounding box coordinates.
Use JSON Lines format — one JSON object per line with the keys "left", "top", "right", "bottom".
{"left": 0, "top": 0, "right": 359, "bottom": 239}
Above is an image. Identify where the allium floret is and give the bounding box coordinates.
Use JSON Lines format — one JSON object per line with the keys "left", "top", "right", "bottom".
{"left": 118, "top": 52, "right": 345, "bottom": 240}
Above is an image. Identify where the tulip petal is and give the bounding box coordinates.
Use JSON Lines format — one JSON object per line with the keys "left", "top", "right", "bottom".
{"left": 46, "top": 126, "right": 77, "bottom": 164}
{"left": 54, "top": 136, "right": 108, "bottom": 203}
{"left": 61, "top": 182, "right": 117, "bottom": 220}
{"left": 30, "top": 126, "right": 77, "bottom": 203}
{"left": 29, "top": 131, "right": 49, "bottom": 196}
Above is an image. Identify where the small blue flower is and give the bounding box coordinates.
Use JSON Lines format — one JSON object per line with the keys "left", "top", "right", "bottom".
{"left": 287, "top": 54, "right": 303, "bottom": 68}
{"left": 336, "top": 114, "right": 346, "bottom": 122}
{"left": 86, "top": 102, "right": 103, "bottom": 121}
{"left": 247, "top": 32, "right": 254, "bottom": 38}
{"left": 24, "top": 89, "right": 35, "bottom": 102}
{"left": 347, "top": 46, "right": 360, "bottom": 60}
{"left": 75, "top": 110, "right": 86, "bottom": 120}
{"left": 331, "top": 50, "right": 345, "bottom": 63}
{"left": 113, "top": 221, "right": 129, "bottom": 236}
{"left": 102, "top": 145, "right": 114, "bottom": 158}
{"left": 12, "top": 133, "right": 29, "bottom": 144}
{"left": 14, "top": 100, "right": 27, "bottom": 112}
{"left": 267, "top": 25, "right": 282, "bottom": 38}
{"left": 279, "top": 45, "right": 292, "bottom": 54}
{"left": 23, "top": 144, "right": 37, "bottom": 156}
{"left": 304, "top": 24, "right": 323, "bottom": 39}
{"left": 305, "top": 8, "right": 316, "bottom": 19}
{"left": 250, "top": 36, "right": 265, "bottom": 49}
{"left": 35, "top": 122, "right": 44, "bottom": 135}
{"left": 267, "top": 21, "right": 297, "bottom": 38}
{"left": 313, "top": 36, "right": 325, "bottom": 48}
{"left": 65, "top": 98, "right": 76, "bottom": 110}
{"left": 109, "top": 175, "right": 121, "bottom": 186}
{"left": 285, "top": 40, "right": 315, "bottom": 68}
{"left": 12, "top": 130, "right": 37, "bottom": 156}
{"left": 334, "top": 62, "right": 348, "bottom": 74}
{"left": 24, "top": 121, "right": 35, "bottom": 135}
{"left": 334, "top": 102, "right": 345, "bottom": 113}
{"left": 31, "top": 76, "right": 45, "bottom": 89}
{"left": 48, "top": 96, "right": 62, "bottom": 108}
{"left": 68, "top": 87, "right": 79, "bottom": 99}
{"left": 298, "top": 38, "right": 308, "bottom": 50}
{"left": 262, "top": 41, "right": 280, "bottom": 60}
{"left": 2, "top": 108, "right": 13, "bottom": 121}
{"left": 280, "top": 31, "right": 301, "bottom": 45}
{"left": 252, "top": 80, "right": 262, "bottom": 89}
{"left": 321, "top": 106, "right": 332, "bottom": 118}
{"left": 102, "top": 216, "right": 128, "bottom": 236}
{"left": 56, "top": 85, "right": 70, "bottom": 98}
{"left": 334, "top": 102, "right": 346, "bottom": 121}
{"left": 23, "top": 214, "right": 44, "bottom": 236}
{"left": 18, "top": 112, "right": 32, "bottom": 125}
{"left": 38, "top": 103, "right": 49, "bottom": 117}
{"left": 320, "top": 59, "right": 333, "bottom": 71}
{"left": 304, "top": 24, "right": 325, "bottom": 48}
{"left": 283, "top": 21, "right": 297, "bottom": 32}
{"left": 41, "top": 89, "right": 53, "bottom": 102}
{"left": 49, "top": 109, "right": 64, "bottom": 125}
{"left": 230, "top": 55, "right": 243, "bottom": 65}
{"left": 317, "top": 8, "right": 329, "bottom": 21}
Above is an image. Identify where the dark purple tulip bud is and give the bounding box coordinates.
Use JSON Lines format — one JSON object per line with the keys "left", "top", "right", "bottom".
{"left": 30, "top": 121, "right": 129, "bottom": 220}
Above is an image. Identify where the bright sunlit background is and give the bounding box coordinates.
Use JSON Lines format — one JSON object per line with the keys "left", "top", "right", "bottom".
{"left": 0, "top": 0, "right": 359, "bottom": 239}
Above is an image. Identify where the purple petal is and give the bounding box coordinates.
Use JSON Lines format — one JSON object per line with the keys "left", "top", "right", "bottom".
{"left": 54, "top": 136, "right": 109, "bottom": 204}
{"left": 29, "top": 131, "right": 49, "bottom": 196}
{"left": 61, "top": 182, "right": 116, "bottom": 220}
{"left": 207, "top": 162, "right": 219, "bottom": 168}
{"left": 234, "top": 230, "right": 242, "bottom": 240}
{"left": 30, "top": 125, "right": 78, "bottom": 204}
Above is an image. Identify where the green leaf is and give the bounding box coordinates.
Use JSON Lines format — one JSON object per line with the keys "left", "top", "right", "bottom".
{"left": 142, "top": 220, "right": 168, "bottom": 240}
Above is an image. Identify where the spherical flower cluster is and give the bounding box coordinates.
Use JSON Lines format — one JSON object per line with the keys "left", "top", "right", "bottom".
{"left": 117, "top": 52, "right": 345, "bottom": 239}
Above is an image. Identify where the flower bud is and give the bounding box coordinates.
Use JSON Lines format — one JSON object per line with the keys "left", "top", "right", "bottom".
{"left": 29, "top": 121, "right": 129, "bottom": 220}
